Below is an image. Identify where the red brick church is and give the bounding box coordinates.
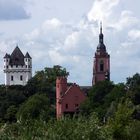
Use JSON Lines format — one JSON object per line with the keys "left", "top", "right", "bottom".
{"left": 56, "top": 24, "right": 110, "bottom": 118}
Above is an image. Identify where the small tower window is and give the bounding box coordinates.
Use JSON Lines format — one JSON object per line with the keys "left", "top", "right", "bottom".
{"left": 100, "top": 60, "right": 104, "bottom": 72}
{"left": 6, "top": 66, "right": 8, "bottom": 69}
{"left": 65, "top": 104, "right": 68, "bottom": 109}
{"left": 11, "top": 76, "right": 13, "bottom": 81}
{"left": 20, "top": 75, "right": 23, "bottom": 81}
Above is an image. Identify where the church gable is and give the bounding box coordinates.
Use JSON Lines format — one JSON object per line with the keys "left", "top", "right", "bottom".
{"left": 61, "top": 84, "right": 86, "bottom": 113}
{"left": 62, "top": 84, "right": 86, "bottom": 100}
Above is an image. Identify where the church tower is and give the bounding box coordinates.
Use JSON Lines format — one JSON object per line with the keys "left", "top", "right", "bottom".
{"left": 92, "top": 23, "right": 110, "bottom": 85}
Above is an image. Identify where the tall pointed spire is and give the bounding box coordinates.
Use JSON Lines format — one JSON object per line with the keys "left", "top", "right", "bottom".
{"left": 100, "top": 21, "right": 102, "bottom": 34}
{"left": 99, "top": 21, "right": 103, "bottom": 44}
{"left": 97, "top": 22, "right": 106, "bottom": 52}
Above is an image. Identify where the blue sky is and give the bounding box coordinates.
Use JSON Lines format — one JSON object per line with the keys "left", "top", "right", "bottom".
{"left": 0, "top": 0, "right": 140, "bottom": 86}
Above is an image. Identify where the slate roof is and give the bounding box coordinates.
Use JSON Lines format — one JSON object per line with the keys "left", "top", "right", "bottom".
{"left": 9, "top": 46, "right": 25, "bottom": 65}
{"left": 4, "top": 46, "right": 32, "bottom": 65}
{"left": 4, "top": 53, "right": 10, "bottom": 58}
{"left": 25, "top": 52, "right": 32, "bottom": 58}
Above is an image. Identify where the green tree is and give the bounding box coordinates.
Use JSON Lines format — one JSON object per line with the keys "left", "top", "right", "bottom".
{"left": 26, "top": 65, "right": 69, "bottom": 103}
{"left": 126, "top": 73, "right": 140, "bottom": 105}
{"left": 81, "top": 81, "right": 114, "bottom": 119}
{"left": 126, "top": 73, "right": 140, "bottom": 90}
{"left": 108, "top": 99, "right": 134, "bottom": 140}
{"left": 0, "top": 87, "right": 26, "bottom": 122}
{"left": 0, "top": 114, "right": 112, "bottom": 140}
{"left": 17, "top": 94, "right": 55, "bottom": 123}
{"left": 4, "top": 105, "right": 18, "bottom": 122}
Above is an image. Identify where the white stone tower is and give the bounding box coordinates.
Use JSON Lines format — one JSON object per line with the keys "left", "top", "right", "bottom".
{"left": 4, "top": 46, "right": 32, "bottom": 86}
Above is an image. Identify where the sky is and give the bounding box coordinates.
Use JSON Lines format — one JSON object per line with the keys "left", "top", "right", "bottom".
{"left": 0, "top": 0, "right": 140, "bottom": 86}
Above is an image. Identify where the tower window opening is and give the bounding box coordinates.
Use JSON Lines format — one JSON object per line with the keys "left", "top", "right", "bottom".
{"left": 65, "top": 104, "right": 68, "bottom": 109}
{"left": 11, "top": 76, "right": 13, "bottom": 81}
{"left": 20, "top": 75, "right": 23, "bottom": 81}
{"left": 100, "top": 60, "right": 104, "bottom": 72}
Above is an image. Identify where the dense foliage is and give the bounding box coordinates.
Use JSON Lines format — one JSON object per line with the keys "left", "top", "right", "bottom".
{"left": 0, "top": 66, "right": 140, "bottom": 139}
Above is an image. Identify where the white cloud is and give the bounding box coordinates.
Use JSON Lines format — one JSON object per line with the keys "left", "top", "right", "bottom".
{"left": 88, "top": 0, "right": 119, "bottom": 22}
{"left": 128, "top": 29, "right": 140, "bottom": 40}
{"left": 1, "top": 0, "right": 140, "bottom": 85}
{"left": 0, "top": 0, "right": 30, "bottom": 20}
{"left": 113, "top": 10, "right": 139, "bottom": 31}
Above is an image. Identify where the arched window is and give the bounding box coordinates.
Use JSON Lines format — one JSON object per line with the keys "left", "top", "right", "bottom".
{"left": 100, "top": 60, "right": 104, "bottom": 71}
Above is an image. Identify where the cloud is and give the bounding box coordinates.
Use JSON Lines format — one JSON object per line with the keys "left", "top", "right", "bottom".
{"left": 112, "top": 10, "right": 139, "bottom": 31}
{"left": 0, "top": 0, "right": 30, "bottom": 20}
{"left": 21, "top": 17, "right": 96, "bottom": 85}
{"left": 128, "top": 29, "right": 140, "bottom": 40}
{"left": 16, "top": 0, "right": 140, "bottom": 85}
{"left": 88, "top": 0, "right": 119, "bottom": 22}
{"left": 1, "top": 0, "right": 140, "bottom": 86}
